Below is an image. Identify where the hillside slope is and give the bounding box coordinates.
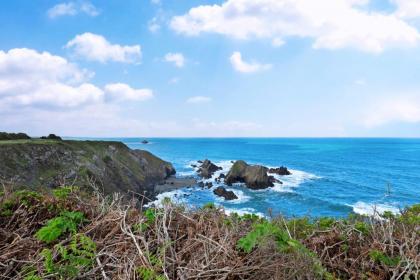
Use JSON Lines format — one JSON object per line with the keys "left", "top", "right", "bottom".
{"left": 0, "top": 139, "right": 175, "bottom": 197}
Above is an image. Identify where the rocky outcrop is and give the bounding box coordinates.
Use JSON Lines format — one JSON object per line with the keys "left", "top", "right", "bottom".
{"left": 213, "top": 186, "right": 238, "bottom": 200}
{"left": 40, "top": 134, "right": 62, "bottom": 140}
{"left": 197, "top": 159, "right": 222, "bottom": 179}
{"left": 268, "top": 167, "right": 291, "bottom": 176}
{"left": 0, "top": 140, "right": 175, "bottom": 198}
{"left": 225, "top": 160, "right": 276, "bottom": 190}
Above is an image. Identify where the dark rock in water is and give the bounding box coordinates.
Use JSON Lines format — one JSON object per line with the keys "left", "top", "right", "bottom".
{"left": 191, "top": 164, "right": 197, "bottom": 168}
{"left": 213, "top": 186, "right": 238, "bottom": 200}
{"left": 225, "top": 160, "right": 275, "bottom": 190}
{"left": 197, "top": 160, "right": 203, "bottom": 163}
{"left": 41, "top": 134, "right": 62, "bottom": 140}
{"left": 215, "top": 173, "right": 226, "bottom": 183}
{"left": 141, "top": 140, "right": 149, "bottom": 144}
{"left": 197, "top": 159, "right": 222, "bottom": 179}
{"left": 0, "top": 132, "right": 31, "bottom": 141}
{"left": 0, "top": 140, "right": 175, "bottom": 199}
{"left": 198, "top": 181, "right": 205, "bottom": 188}
{"left": 268, "top": 166, "right": 291, "bottom": 176}
{"left": 205, "top": 182, "right": 213, "bottom": 188}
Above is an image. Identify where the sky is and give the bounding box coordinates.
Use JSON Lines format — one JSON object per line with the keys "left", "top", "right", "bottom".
{"left": 1, "top": 0, "right": 420, "bottom": 137}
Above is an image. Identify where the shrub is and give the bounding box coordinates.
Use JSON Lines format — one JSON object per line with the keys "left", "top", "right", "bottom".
{"left": 354, "top": 221, "right": 370, "bottom": 235}
{"left": 40, "top": 234, "right": 96, "bottom": 278}
{"left": 318, "top": 217, "right": 335, "bottom": 229}
{"left": 369, "top": 250, "right": 400, "bottom": 267}
{"left": 237, "top": 221, "right": 301, "bottom": 253}
{"left": 136, "top": 267, "right": 165, "bottom": 280}
{"left": 53, "top": 186, "right": 78, "bottom": 200}
{"left": 36, "top": 211, "right": 86, "bottom": 243}
{"left": 202, "top": 202, "right": 216, "bottom": 210}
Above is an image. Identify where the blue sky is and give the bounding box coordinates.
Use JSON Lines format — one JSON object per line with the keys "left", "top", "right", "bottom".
{"left": 1, "top": 0, "right": 420, "bottom": 137}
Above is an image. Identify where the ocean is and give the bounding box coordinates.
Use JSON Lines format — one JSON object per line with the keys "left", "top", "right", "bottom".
{"left": 76, "top": 138, "right": 420, "bottom": 218}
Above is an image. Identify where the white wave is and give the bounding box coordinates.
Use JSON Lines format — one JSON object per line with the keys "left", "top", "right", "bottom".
{"left": 214, "top": 188, "right": 250, "bottom": 204}
{"left": 270, "top": 169, "right": 320, "bottom": 192}
{"left": 223, "top": 207, "right": 265, "bottom": 218}
{"left": 145, "top": 189, "right": 188, "bottom": 208}
{"left": 176, "top": 170, "right": 196, "bottom": 177}
{"left": 350, "top": 201, "right": 400, "bottom": 217}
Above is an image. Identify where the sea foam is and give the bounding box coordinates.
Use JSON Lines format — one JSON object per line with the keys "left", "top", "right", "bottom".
{"left": 350, "top": 201, "right": 400, "bottom": 217}
{"left": 270, "top": 169, "right": 320, "bottom": 193}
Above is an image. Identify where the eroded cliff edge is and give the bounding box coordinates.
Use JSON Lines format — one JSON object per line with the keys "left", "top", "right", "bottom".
{"left": 0, "top": 139, "right": 175, "bottom": 198}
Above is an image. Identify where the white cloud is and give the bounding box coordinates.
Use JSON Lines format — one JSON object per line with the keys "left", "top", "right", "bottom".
{"left": 171, "top": 0, "right": 420, "bottom": 53}
{"left": 392, "top": 0, "right": 420, "bottom": 19}
{"left": 230, "top": 52, "right": 271, "bottom": 73}
{"left": 151, "top": 0, "right": 161, "bottom": 5}
{"left": 148, "top": 17, "right": 161, "bottom": 33}
{"left": 364, "top": 96, "right": 420, "bottom": 127}
{"left": 164, "top": 52, "right": 185, "bottom": 68}
{"left": 104, "top": 83, "right": 154, "bottom": 102}
{"left": 272, "top": 38, "right": 285, "bottom": 47}
{"left": 79, "top": 2, "right": 100, "bottom": 16}
{"left": 47, "top": 1, "right": 99, "bottom": 19}
{"left": 66, "top": 33, "right": 142, "bottom": 64}
{"left": 0, "top": 48, "right": 150, "bottom": 110}
{"left": 0, "top": 48, "right": 101, "bottom": 108}
{"left": 186, "top": 96, "right": 212, "bottom": 104}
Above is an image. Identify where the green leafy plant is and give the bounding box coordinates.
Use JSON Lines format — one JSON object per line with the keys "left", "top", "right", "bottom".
{"left": 354, "top": 221, "right": 370, "bottom": 235}
{"left": 36, "top": 211, "right": 86, "bottom": 243}
{"left": 202, "top": 202, "right": 216, "bottom": 210}
{"left": 399, "top": 204, "right": 420, "bottom": 225}
{"left": 40, "top": 234, "right": 96, "bottom": 278}
{"left": 21, "top": 265, "right": 41, "bottom": 280}
{"left": 287, "top": 217, "right": 314, "bottom": 239}
{"left": 318, "top": 217, "right": 335, "bottom": 229}
{"left": 136, "top": 267, "right": 165, "bottom": 280}
{"left": 369, "top": 250, "right": 400, "bottom": 267}
{"left": 15, "top": 190, "right": 42, "bottom": 206}
{"left": 53, "top": 186, "right": 78, "bottom": 200}
{"left": 237, "top": 221, "right": 301, "bottom": 253}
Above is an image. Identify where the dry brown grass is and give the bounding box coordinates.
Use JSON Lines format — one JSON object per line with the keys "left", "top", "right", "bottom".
{"left": 0, "top": 184, "right": 419, "bottom": 280}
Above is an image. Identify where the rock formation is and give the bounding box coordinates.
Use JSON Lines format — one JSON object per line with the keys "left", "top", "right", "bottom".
{"left": 213, "top": 186, "right": 238, "bottom": 200}
{"left": 225, "top": 160, "right": 277, "bottom": 190}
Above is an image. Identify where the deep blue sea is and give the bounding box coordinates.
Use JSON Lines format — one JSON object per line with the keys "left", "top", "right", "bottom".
{"left": 75, "top": 138, "right": 420, "bottom": 218}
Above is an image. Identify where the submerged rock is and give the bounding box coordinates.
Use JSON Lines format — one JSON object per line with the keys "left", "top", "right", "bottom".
{"left": 213, "top": 186, "right": 238, "bottom": 200}
{"left": 225, "top": 160, "right": 276, "bottom": 190}
{"left": 197, "top": 159, "right": 222, "bottom": 179}
{"left": 268, "top": 167, "right": 291, "bottom": 176}
{"left": 141, "top": 140, "right": 149, "bottom": 144}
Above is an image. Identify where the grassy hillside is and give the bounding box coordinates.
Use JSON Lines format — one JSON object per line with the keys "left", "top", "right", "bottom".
{"left": 0, "top": 140, "right": 175, "bottom": 197}
{"left": 0, "top": 186, "right": 418, "bottom": 279}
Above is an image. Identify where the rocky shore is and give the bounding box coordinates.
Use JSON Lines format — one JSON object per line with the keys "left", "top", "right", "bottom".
{"left": 194, "top": 159, "right": 292, "bottom": 200}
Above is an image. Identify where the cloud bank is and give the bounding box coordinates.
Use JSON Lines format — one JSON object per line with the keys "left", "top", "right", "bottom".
{"left": 171, "top": 0, "right": 420, "bottom": 53}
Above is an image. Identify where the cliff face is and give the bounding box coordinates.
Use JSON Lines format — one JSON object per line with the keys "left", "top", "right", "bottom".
{"left": 0, "top": 140, "right": 175, "bottom": 198}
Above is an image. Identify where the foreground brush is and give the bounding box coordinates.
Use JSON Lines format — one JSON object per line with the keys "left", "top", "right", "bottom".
{"left": 0, "top": 185, "right": 419, "bottom": 280}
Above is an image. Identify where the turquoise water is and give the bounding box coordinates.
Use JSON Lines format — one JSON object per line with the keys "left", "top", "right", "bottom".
{"left": 78, "top": 138, "right": 420, "bottom": 218}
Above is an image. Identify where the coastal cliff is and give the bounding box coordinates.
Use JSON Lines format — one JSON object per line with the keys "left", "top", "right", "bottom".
{"left": 0, "top": 139, "right": 175, "bottom": 197}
